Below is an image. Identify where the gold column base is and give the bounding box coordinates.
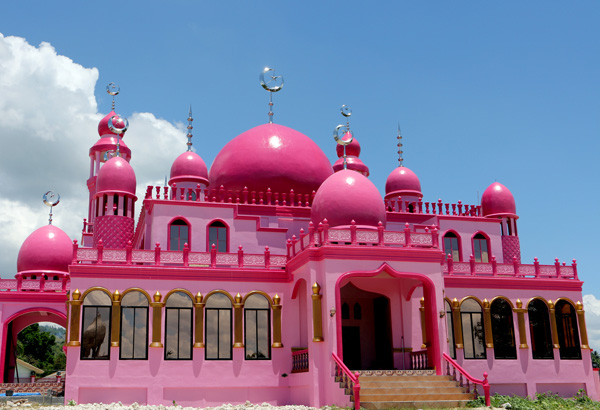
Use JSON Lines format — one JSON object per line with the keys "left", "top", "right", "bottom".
{"left": 111, "top": 342, "right": 119, "bottom": 347}
{"left": 67, "top": 341, "right": 81, "bottom": 347}
{"left": 233, "top": 342, "right": 244, "bottom": 348}
{"left": 193, "top": 343, "right": 205, "bottom": 348}
{"left": 553, "top": 344, "right": 560, "bottom": 349}
{"left": 150, "top": 342, "right": 163, "bottom": 348}
{"left": 582, "top": 344, "right": 590, "bottom": 349}
{"left": 486, "top": 343, "right": 494, "bottom": 348}
{"left": 421, "top": 344, "right": 427, "bottom": 349}
{"left": 455, "top": 344, "right": 464, "bottom": 349}
{"left": 519, "top": 344, "right": 529, "bottom": 349}
{"left": 272, "top": 342, "right": 283, "bottom": 348}
{"left": 313, "top": 337, "right": 324, "bottom": 342}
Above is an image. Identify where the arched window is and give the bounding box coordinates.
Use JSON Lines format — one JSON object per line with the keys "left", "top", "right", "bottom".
{"left": 208, "top": 221, "right": 228, "bottom": 252}
{"left": 445, "top": 300, "right": 456, "bottom": 359}
{"left": 165, "top": 291, "right": 193, "bottom": 360}
{"left": 443, "top": 232, "right": 461, "bottom": 262}
{"left": 244, "top": 294, "right": 271, "bottom": 360}
{"left": 528, "top": 299, "right": 554, "bottom": 359}
{"left": 461, "top": 298, "right": 486, "bottom": 359}
{"left": 490, "top": 299, "right": 517, "bottom": 359}
{"left": 341, "top": 303, "right": 350, "bottom": 320}
{"left": 473, "top": 233, "right": 489, "bottom": 263}
{"left": 353, "top": 303, "right": 362, "bottom": 320}
{"left": 555, "top": 300, "right": 581, "bottom": 360}
{"left": 120, "top": 291, "right": 149, "bottom": 360}
{"left": 169, "top": 219, "right": 189, "bottom": 251}
{"left": 205, "top": 293, "right": 232, "bottom": 360}
{"left": 81, "top": 290, "right": 112, "bottom": 360}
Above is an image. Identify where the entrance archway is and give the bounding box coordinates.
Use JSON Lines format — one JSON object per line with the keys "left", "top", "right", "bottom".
{"left": 335, "top": 263, "right": 441, "bottom": 374}
{"left": 1, "top": 308, "right": 67, "bottom": 383}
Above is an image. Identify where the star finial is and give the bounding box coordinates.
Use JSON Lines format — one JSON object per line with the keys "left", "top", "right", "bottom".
{"left": 260, "top": 67, "right": 284, "bottom": 124}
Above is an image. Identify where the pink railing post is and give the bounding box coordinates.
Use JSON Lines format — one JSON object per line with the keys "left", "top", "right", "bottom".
{"left": 404, "top": 223, "right": 411, "bottom": 247}
{"left": 172, "top": 184, "right": 177, "bottom": 200}
{"left": 469, "top": 255, "right": 475, "bottom": 275}
{"left": 447, "top": 254, "right": 454, "bottom": 275}
{"left": 491, "top": 255, "right": 497, "bottom": 276}
{"left": 154, "top": 242, "right": 161, "bottom": 266}
{"left": 264, "top": 246, "right": 271, "bottom": 268}
{"left": 555, "top": 258, "right": 561, "bottom": 278}
{"left": 299, "top": 228, "right": 305, "bottom": 250}
{"left": 353, "top": 372, "right": 361, "bottom": 410}
{"left": 145, "top": 186, "right": 152, "bottom": 199}
{"left": 534, "top": 257, "right": 540, "bottom": 278}
{"left": 126, "top": 240, "right": 133, "bottom": 265}
{"left": 196, "top": 184, "right": 202, "bottom": 202}
{"left": 163, "top": 186, "right": 169, "bottom": 200}
{"left": 322, "top": 219, "right": 330, "bottom": 245}
{"left": 210, "top": 244, "right": 217, "bottom": 268}
{"left": 97, "top": 240, "right": 104, "bottom": 264}
{"left": 286, "top": 239, "right": 292, "bottom": 259}
{"left": 72, "top": 240, "right": 79, "bottom": 264}
{"left": 483, "top": 372, "right": 490, "bottom": 406}
{"left": 182, "top": 243, "right": 189, "bottom": 267}
{"left": 431, "top": 225, "right": 439, "bottom": 248}
{"left": 513, "top": 256, "right": 520, "bottom": 276}
{"left": 350, "top": 220, "right": 357, "bottom": 245}
{"left": 308, "top": 222, "right": 315, "bottom": 246}
{"left": 377, "top": 221, "right": 384, "bottom": 245}
{"left": 573, "top": 259, "right": 578, "bottom": 280}
{"left": 291, "top": 235, "right": 298, "bottom": 257}
{"left": 289, "top": 189, "right": 295, "bottom": 206}
{"left": 155, "top": 186, "right": 160, "bottom": 199}
{"left": 238, "top": 245, "right": 244, "bottom": 267}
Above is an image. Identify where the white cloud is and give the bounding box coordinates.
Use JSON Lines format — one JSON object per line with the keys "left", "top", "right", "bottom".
{"left": 583, "top": 294, "right": 600, "bottom": 350}
{"left": 0, "top": 33, "right": 185, "bottom": 277}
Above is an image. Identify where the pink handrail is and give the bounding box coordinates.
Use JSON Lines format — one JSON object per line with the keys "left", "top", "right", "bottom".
{"left": 331, "top": 353, "right": 360, "bottom": 410}
{"left": 442, "top": 352, "right": 490, "bottom": 406}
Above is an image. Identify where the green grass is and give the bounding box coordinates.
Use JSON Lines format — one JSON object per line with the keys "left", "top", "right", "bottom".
{"left": 467, "top": 390, "right": 600, "bottom": 409}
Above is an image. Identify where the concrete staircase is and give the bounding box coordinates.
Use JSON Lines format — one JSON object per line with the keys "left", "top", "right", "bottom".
{"left": 355, "top": 370, "right": 474, "bottom": 409}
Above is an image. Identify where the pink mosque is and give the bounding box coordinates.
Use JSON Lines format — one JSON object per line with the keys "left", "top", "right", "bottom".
{"left": 0, "top": 75, "right": 597, "bottom": 409}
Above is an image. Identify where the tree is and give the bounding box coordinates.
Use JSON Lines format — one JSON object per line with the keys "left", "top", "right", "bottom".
{"left": 592, "top": 349, "right": 600, "bottom": 369}
{"left": 17, "top": 323, "right": 66, "bottom": 377}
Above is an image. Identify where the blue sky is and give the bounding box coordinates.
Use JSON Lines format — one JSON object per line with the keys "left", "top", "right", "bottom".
{"left": 0, "top": 2, "right": 599, "bottom": 343}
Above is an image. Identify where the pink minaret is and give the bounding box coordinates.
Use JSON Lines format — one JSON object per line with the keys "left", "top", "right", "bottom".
{"left": 481, "top": 182, "right": 521, "bottom": 263}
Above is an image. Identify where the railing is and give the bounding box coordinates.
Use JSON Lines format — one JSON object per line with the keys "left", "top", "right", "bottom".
{"left": 72, "top": 241, "right": 287, "bottom": 269}
{"left": 442, "top": 352, "right": 490, "bottom": 407}
{"left": 291, "top": 348, "right": 309, "bottom": 373}
{"left": 386, "top": 198, "right": 482, "bottom": 217}
{"left": 0, "top": 274, "right": 69, "bottom": 293}
{"left": 332, "top": 353, "right": 360, "bottom": 410}
{"left": 287, "top": 221, "right": 439, "bottom": 258}
{"left": 443, "top": 254, "right": 578, "bottom": 280}
{"left": 410, "top": 349, "right": 429, "bottom": 370}
{"left": 145, "top": 185, "right": 316, "bottom": 207}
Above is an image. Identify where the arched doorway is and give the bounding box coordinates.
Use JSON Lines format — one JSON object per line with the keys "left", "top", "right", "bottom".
{"left": 335, "top": 263, "right": 441, "bottom": 374}
{"left": 2, "top": 309, "right": 67, "bottom": 383}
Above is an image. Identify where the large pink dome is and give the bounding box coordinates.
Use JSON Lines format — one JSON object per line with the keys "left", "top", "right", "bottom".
{"left": 209, "top": 123, "right": 332, "bottom": 194}
{"left": 17, "top": 225, "right": 72, "bottom": 273}
{"left": 98, "top": 111, "right": 127, "bottom": 138}
{"left": 385, "top": 166, "right": 423, "bottom": 199}
{"left": 311, "top": 169, "right": 386, "bottom": 228}
{"left": 169, "top": 152, "right": 209, "bottom": 186}
{"left": 481, "top": 182, "right": 517, "bottom": 218}
{"left": 96, "top": 156, "right": 137, "bottom": 195}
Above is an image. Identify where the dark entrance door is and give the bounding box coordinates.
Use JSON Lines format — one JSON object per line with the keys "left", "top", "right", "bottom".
{"left": 342, "top": 326, "right": 361, "bottom": 370}
{"left": 373, "top": 296, "right": 393, "bottom": 369}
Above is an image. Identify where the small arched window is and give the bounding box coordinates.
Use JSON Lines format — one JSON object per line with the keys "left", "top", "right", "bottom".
{"left": 169, "top": 219, "right": 189, "bottom": 251}
{"left": 528, "top": 299, "right": 553, "bottom": 359}
{"left": 473, "top": 233, "right": 489, "bottom": 263}
{"left": 208, "top": 221, "right": 228, "bottom": 252}
{"left": 445, "top": 300, "right": 456, "bottom": 359}
{"left": 490, "top": 299, "right": 517, "bottom": 359}
{"left": 120, "top": 291, "right": 149, "bottom": 360}
{"left": 461, "top": 298, "right": 486, "bottom": 359}
{"left": 244, "top": 294, "right": 271, "bottom": 360}
{"left": 81, "top": 290, "right": 112, "bottom": 360}
{"left": 555, "top": 300, "right": 581, "bottom": 360}
{"left": 165, "top": 292, "right": 193, "bottom": 360}
{"left": 443, "top": 232, "right": 461, "bottom": 262}
{"left": 205, "top": 293, "right": 232, "bottom": 360}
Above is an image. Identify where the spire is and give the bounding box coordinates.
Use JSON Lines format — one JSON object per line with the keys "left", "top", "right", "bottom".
{"left": 186, "top": 106, "right": 193, "bottom": 152}
{"left": 397, "top": 123, "right": 404, "bottom": 167}
{"left": 333, "top": 105, "right": 354, "bottom": 169}
{"left": 260, "top": 67, "right": 284, "bottom": 124}
{"left": 107, "top": 83, "right": 120, "bottom": 111}
{"left": 42, "top": 191, "right": 60, "bottom": 225}
{"left": 105, "top": 83, "right": 128, "bottom": 158}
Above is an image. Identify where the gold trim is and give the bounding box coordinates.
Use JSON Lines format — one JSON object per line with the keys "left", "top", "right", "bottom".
{"left": 482, "top": 298, "right": 494, "bottom": 349}
{"left": 111, "top": 290, "right": 121, "bottom": 347}
{"left": 204, "top": 289, "right": 235, "bottom": 305}
{"left": 242, "top": 290, "right": 274, "bottom": 306}
{"left": 490, "top": 295, "right": 515, "bottom": 309}
{"left": 81, "top": 286, "right": 112, "bottom": 302}
{"left": 451, "top": 298, "right": 463, "bottom": 349}
{"left": 150, "top": 291, "right": 164, "bottom": 348}
{"left": 419, "top": 297, "right": 427, "bottom": 349}
{"left": 193, "top": 292, "right": 205, "bottom": 348}
{"left": 514, "top": 299, "right": 528, "bottom": 349}
{"left": 312, "top": 282, "right": 323, "bottom": 342}
{"left": 164, "top": 288, "right": 196, "bottom": 303}
{"left": 121, "top": 287, "right": 153, "bottom": 304}
{"left": 548, "top": 300, "right": 560, "bottom": 349}
{"left": 233, "top": 293, "right": 244, "bottom": 348}
{"left": 68, "top": 289, "right": 82, "bottom": 346}
{"left": 576, "top": 301, "right": 590, "bottom": 349}
{"left": 272, "top": 293, "right": 283, "bottom": 348}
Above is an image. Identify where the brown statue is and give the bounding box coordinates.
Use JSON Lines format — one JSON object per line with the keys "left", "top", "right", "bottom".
{"left": 81, "top": 312, "right": 106, "bottom": 358}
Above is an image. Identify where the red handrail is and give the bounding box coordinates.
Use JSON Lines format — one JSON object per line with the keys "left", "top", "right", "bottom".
{"left": 331, "top": 353, "right": 360, "bottom": 410}
{"left": 442, "top": 352, "right": 490, "bottom": 406}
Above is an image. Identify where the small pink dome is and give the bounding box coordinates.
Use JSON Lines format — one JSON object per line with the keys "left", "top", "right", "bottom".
{"left": 96, "top": 156, "right": 137, "bottom": 195}
{"left": 311, "top": 169, "right": 386, "bottom": 228}
{"left": 332, "top": 157, "right": 370, "bottom": 176}
{"left": 335, "top": 133, "right": 361, "bottom": 158}
{"left": 98, "top": 111, "right": 126, "bottom": 138}
{"left": 17, "top": 225, "right": 72, "bottom": 273}
{"left": 385, "top": 166, "right": 423, "bottom": 199}
{"left": 481, "top": 182, "right": 517, "bottom": 218}
{"left": 169, "top": 152, "right": 209, "bottom": 186}
{"left": 209, "top": 123, "right": 332, "bottom": 194}
{"left": 89, "top": 136, "right": 131, "bottom": 158}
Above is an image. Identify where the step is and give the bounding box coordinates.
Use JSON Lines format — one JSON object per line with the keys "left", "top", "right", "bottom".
{"left": 359, "top": 374, "right": 453, "bottom": 382}
{"left": 360, "top": 386, "right": 468, "bottom": 395}
{"left": 360, "top": 399, "right": 470, "bottom": 409}
{"left": 360, "top": 392, "right": 474, "bottom": 401}
{"left": 359, "top": 380, "right": 460, "bottom": 388}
